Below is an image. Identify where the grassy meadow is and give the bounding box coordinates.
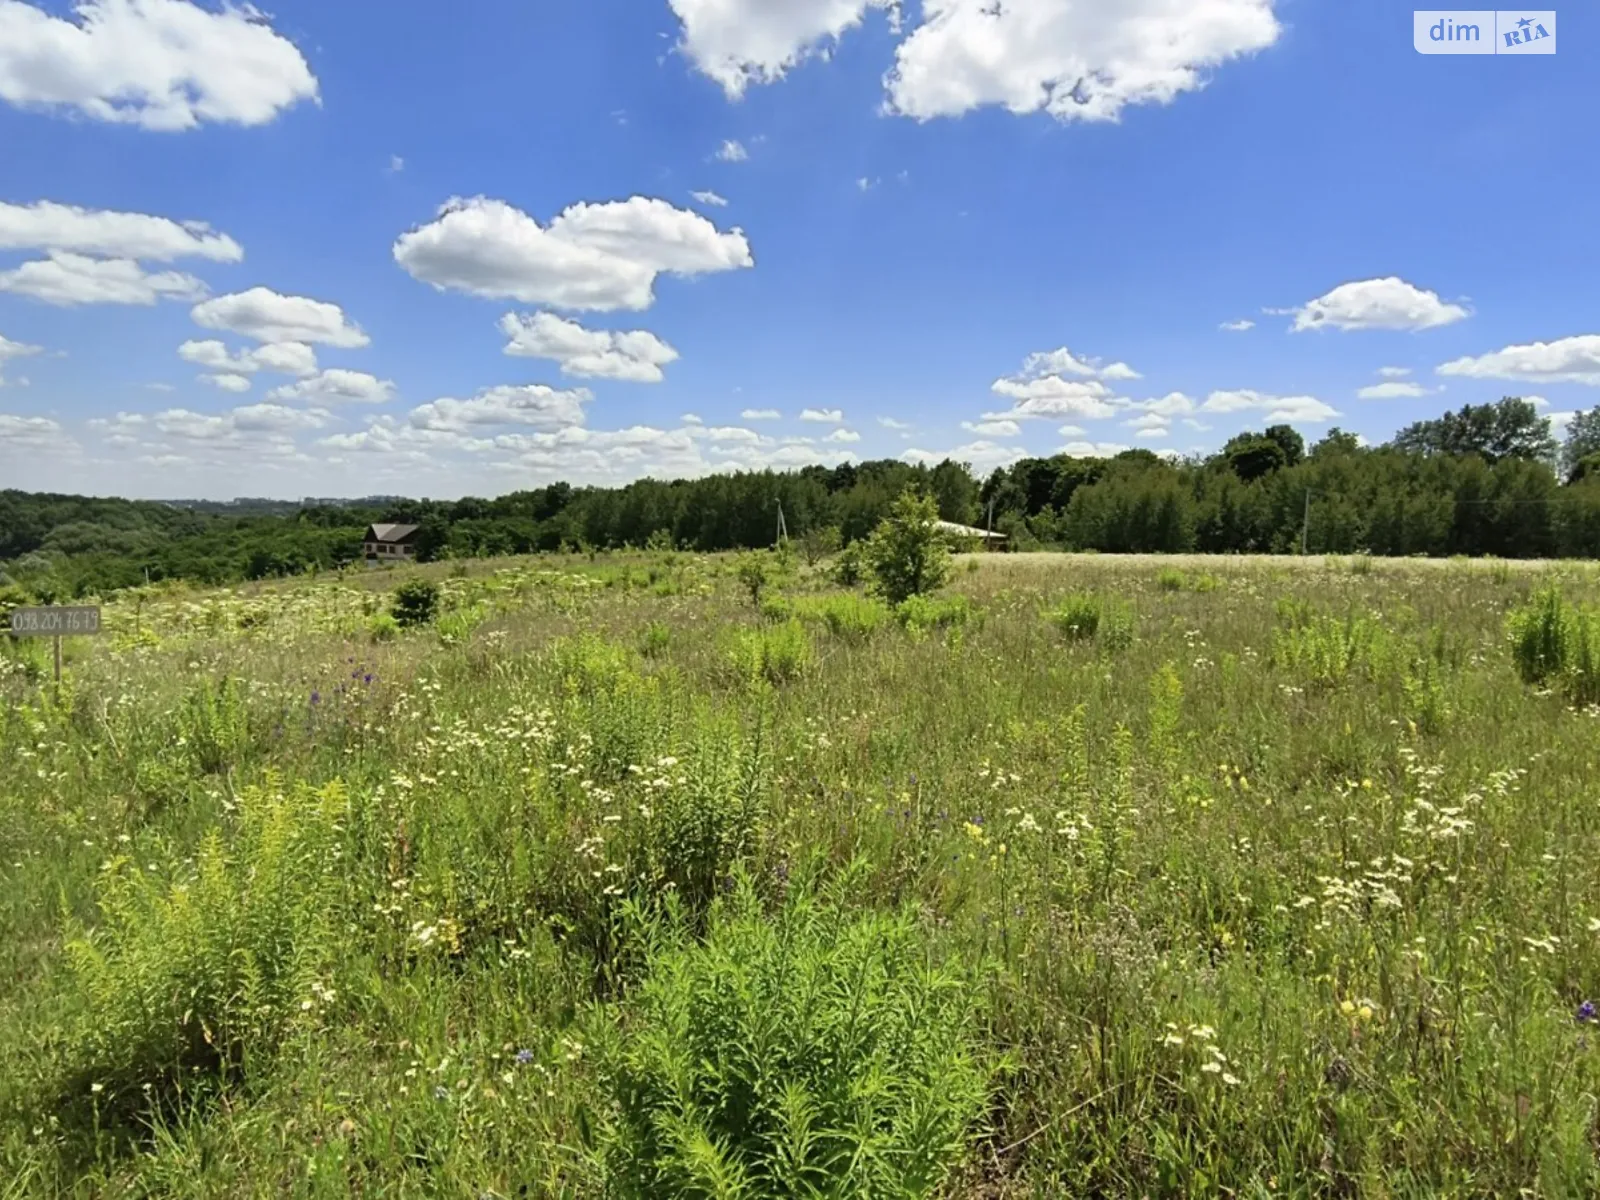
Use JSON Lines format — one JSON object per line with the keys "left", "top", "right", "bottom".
{"left": 4, "top": 548, "right": 1600, "bottom": 1196}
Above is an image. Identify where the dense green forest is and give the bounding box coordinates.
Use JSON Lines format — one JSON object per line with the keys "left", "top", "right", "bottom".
{"left": 4, "top": 398, "right": 1599, "bottom": 601}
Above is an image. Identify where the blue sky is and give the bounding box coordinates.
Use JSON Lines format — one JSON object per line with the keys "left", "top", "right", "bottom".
{"left": 0, "top": 0, "right": 1595, "bottom": 499}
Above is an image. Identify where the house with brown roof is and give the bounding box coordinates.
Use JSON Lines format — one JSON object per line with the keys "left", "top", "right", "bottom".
{"left": 364, "top": 523, "right": 420, "bottom": 566}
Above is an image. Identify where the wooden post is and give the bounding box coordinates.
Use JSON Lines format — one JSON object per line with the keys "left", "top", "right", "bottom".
{"left": 54, "top": 635, "right": 62, "bottom": 688}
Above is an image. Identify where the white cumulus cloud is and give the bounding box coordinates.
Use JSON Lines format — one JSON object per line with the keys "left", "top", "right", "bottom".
{"left": 886, "top": 0, "right": 1281, "bottom": 122}
{"left": 1436, "top": 334, "right": 1600, "bottom": 386}
{"left": 0, "top": 413, "right": 67, "bottom": 445}
{"left": 179, "top": 338, "right": 318, "bottom": 377}
{"left": 393, "top": 195, "right": 754, "bottom": 312}
{"left": 1357, "top": 381, "right": 1433, "bottom": 400}
{"left": 670, "top": 0, "right": 1281, "bottom": 125}
{"left": 962, "top": 418, "right": 1021, "bottom": 438}
{"left": 902, "top": 439, "right": 1023, "bottom": 472}
{"left": 202, "top": 372, "right": 251, "bottom": 393}
{"left": 987, "top": 347, "right": 1139, "bottom": 420}
{"left": 0, "top": 199, "right": 241, "bottom": 260}
{"left": 1288, "top": 277, "right": 1469, "bottom": 332}
{"left": 0, "top": 251, "right": 205, "bottom": 305}
{"left": 715, "top": 138, "right": 749, "bottom": 161}
{"left": 671, "top": 0, "right": 898, "bottom": 98}
{"left": 268, "top": 369, "right": 395, "bottom": 406}
{"left": 192, "top": 288, "right": 370, "bottom": 347}
{"left": 691, "top": 190, "right": 729, "bottom": 207}
{"left": 1201, "top": 389, "right": 1340, "bottom": 422}
{"left": 1061, "top": 440, "right": 1130, "bottom": 457}
{"left": 799, "top": 407, "right": 843, "bottom": 423}
{"left": 499, "top": 311, "right": 679, "bottom": 382}
{"left": 0, "top": 332, "right": 41, "bottom": 386}
{"left": 823, "top": 427, "right": 861, "bottom": 443}
{"left": 408, "top": 384, "right": 592, "bottom": 432}
{"left": 0, "top": 0, "right": 318, "bottom": 131}
{"left": 1125, "top": 412, "right": 1170, "bottom": 431}
{"left": 742, "top": 408, "right": 781, "bottom": 420}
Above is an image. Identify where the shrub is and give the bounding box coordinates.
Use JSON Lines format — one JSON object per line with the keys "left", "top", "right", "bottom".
{"left": 61, "top": 777, "right": 348, "bottom": 1108}
{"left": 800, "top": 524, "right": 842, "bottom": 567}
{"left": 727, "top": 620, "right": 813, "bottom": 686}
{"left": 758, "top": 593, "right": 794, "bottom": 624}
{"left": 1273, "top": 612, "right": 1385, "bottom": 688}
{"left": 864, "top": 490, "right": 952, "bottom": 605}
{"left": 831, "top": 541, "right": 866, "bottom": 588}
{"left": 736, "top": 554, "right": 770, "bottom": 608}
{"left": 592, "top": 871, "right": 993, "bottom": 1198}
{"left": 1048, "top": 593, "right": 1135, "bottom": 650}
{"left": 390, "top": 579, "right": 440, "bottom": 627}
{"left": 1509, "top": 586, "right": 1600, "bottom": 705}
{"left": 367, "top": 612, "right": 400, "bottom": 642}
{"left": 896, "top": 593, "right": 973, "bottom": 636}
{"left": 629, "top": 724, "right": 767, "bottom": 914}
{"left": 1157, "top": 568, "right": 1186, "bottom": 592}
{"left": 793, "top": 593, "right": 892, "bottom": 642}
{"left": 436, "top": 604, "right": 488, "bottom": 645}
{"left": 1509, "top": 585, "right": 1570, "bottom": 686}
{"left": 178, "top": 675, "right": 251, "bottom": 776}
{"left": 639, "top": 621, "right": 671, "bottom": 659}
{"left": 1049, "top": 594, "right": 1103, "bottom": 640}
{"left": 554, "top": 633, "right": 638, "bottom": 697}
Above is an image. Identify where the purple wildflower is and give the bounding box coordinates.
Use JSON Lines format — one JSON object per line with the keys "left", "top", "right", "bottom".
{"left": 1578, "top": 1001, "right": 1595, "bottom": 1024}
{"left": 515, "top": 1048, "right": 534, "bottom": 1065}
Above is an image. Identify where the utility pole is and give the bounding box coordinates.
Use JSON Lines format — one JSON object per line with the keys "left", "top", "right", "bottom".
{"left": 985, "top": 496, "right": 996, "bottom": 552}
{"left": 775, "top": 500, "right": 789, "bottom": 547}
{"left": 1300, "top": 489, "right": 1312, "bottom": 555}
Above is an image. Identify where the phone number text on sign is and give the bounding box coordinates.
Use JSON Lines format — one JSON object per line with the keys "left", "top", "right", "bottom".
{"left": 8, "top": 606, "right": 103, "bottom": 636}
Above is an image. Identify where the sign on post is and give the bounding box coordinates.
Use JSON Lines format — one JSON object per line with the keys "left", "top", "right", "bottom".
{"left": 7, "top": 606, "right": 103, "bottom": 685}
{"left": 9, "top": 606, "right": 102, "bottom": 637}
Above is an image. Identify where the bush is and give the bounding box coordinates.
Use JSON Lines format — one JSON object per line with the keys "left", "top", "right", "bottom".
{"left": 1048, "top": 593, "right": 1135, "bottom": 649}
{"left": 627, "top": 725, "right": 767, "bottom": 914}
{"left": 178, "top": 675, "right": 252, "bottom": 775}
{"left": 895, "top": 593, "right": 973, "bottom": 636}
{"left": 736, "top": 554, "right": 770, "bottom": 608}
{"left": 792, "top": 593, "right": 892, "bottom": 642}
{"left": 1049, "top": 594, "right": 1103, "bottom": 640}
{"left": 831, "top": 541, "right": 866, "bottom": 588}
{"left": 639, "top": 621, "right": 671, "bottom": 659}
{"left": 864, "top": 490, "right": 952, "bottom": 606}
{"left": 390, "top": 579, "right": 440, "bottom": 627}
{"left": 758, "top": 593, "right": 794, "bottom": 624}
{"left": 592, "top": 871, "right": 993, "bottom": 1198}
{"left": 1273, "top": 612, "right": 1387, "bottom": 688}
{"left": 727, "top": 620, "right": 813, "bottom": 686}
{"left": 61, "top": 778, "right": 348, "bottom": 1108}
{"left": 1509, "top": 586, "right": 1600, "bottom": 705}
{"left": 367, "top": 612, "right": 400, "bottom": 642}
{"left": 1157, "top": 568, "right": 1186, "bottom": 592}
{"left": 800, "top": 524, "right": 842, "bottom": 567}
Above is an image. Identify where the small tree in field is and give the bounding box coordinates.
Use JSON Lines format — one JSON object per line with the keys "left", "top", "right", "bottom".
{"left": 864, "top": 490, "right": 951, "bottom": 605}
{"left": 735, "top": 553, "right": 769, "bottom": 607}
{"left": 801, "top": 524, "right": 842, "bottom": 567}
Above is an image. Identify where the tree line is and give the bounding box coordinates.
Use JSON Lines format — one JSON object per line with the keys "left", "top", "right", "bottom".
{"left": 3, "top": 398, "right": 1598, "bottom": 601}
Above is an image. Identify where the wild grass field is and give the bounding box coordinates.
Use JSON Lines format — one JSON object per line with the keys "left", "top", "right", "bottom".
{"left": 4, "top": 544, "right": 1600, "bottom": 1197}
